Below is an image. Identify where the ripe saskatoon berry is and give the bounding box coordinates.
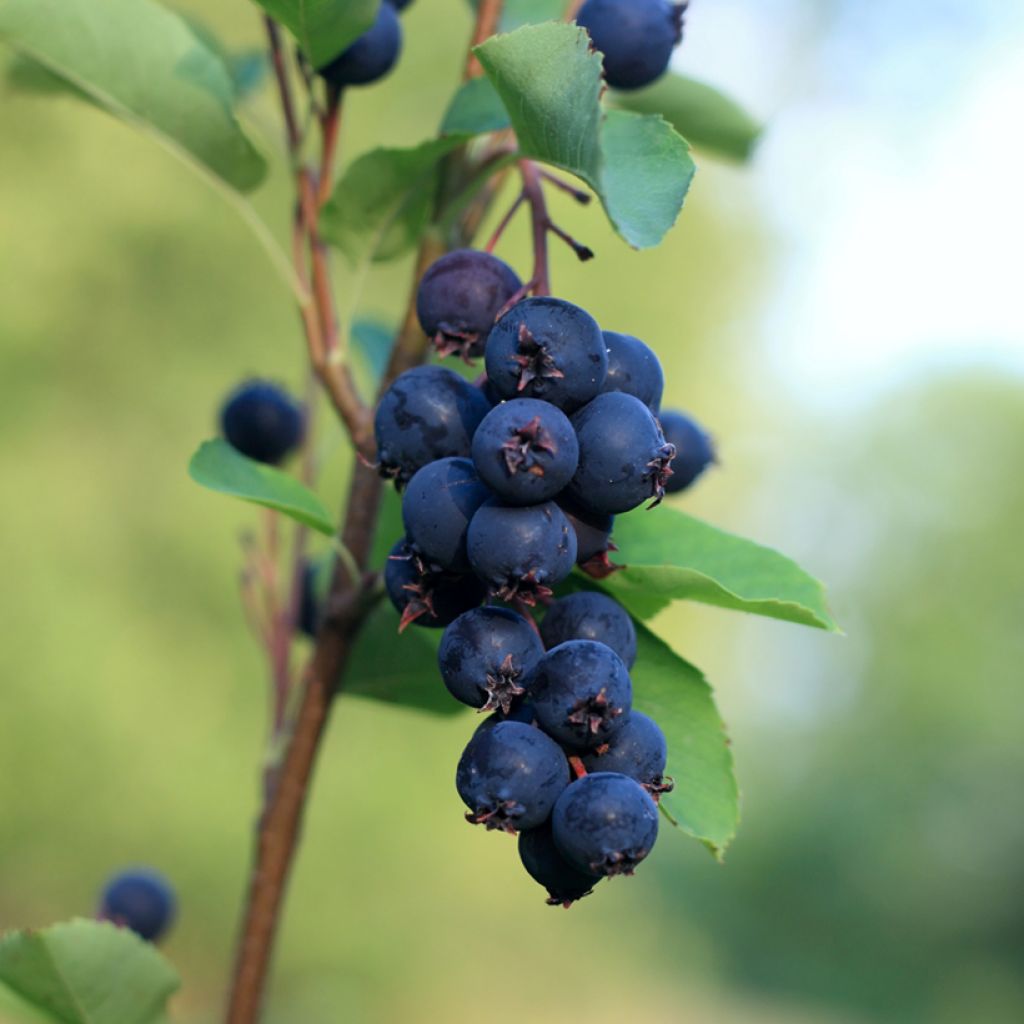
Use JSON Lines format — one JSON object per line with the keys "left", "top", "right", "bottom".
{"left": 384, "top": 538, "right": 486, "bottom": 630}
{"left": 540, "top": 591, "right": 637, "bottom": 669}
{"left": 530, "top": 639, "right": 632, "bottom": 750}
{"left": 552, "top": 772, "right": 659, "bottom": 876}
{"left": 576, "top": 0, "right": 684, "bottom": 92}
{"left": 484, "top": 297, "right": 607, "bottom": 412}
{"left": 99, "top": 869, "right": 176, "bottom": 942}
{"left": 519, "top": 821, "right": 602, "bottom": 907}
{"left": 466, "top": 500, "right": 577, "bottom": 603}
{"left": 569, "top": 391, "right": 676, "bottom": 514}
{"left": 659, "top": 409, "right": 716, "bottom": 493}
{"left": 318, "top": 2, "right": 402, "bottom": 87}
{"left": 374, "top": 365, "right": 491, "bottom": 486}
{"left": 473, "top": 701, "right": 538, "bottom": 738}
{"left": 471, "top": 398, "right": 579, "bottom": 506}
{"left": 601, "top": 331, "right": 664, "bottom": 414}
{"left": 438, "top": 607, "right": 544, "bottom": 713}
{"left": 416, "top": 249, "right": 522, "bottom": 361}
{"left": 456, "top": 720, "right": 569, "bottom": 832}
{"left": 557, "top": 494, "right": 616, "bottom": 567}
{"left": 581, "top": 711, "right": 672, "bottom": 795}
{"left": 402, "top": 457, "right": 491, "bottom": 571}
{"left": 220, "top": 380, "right": 304, "bottom": 465}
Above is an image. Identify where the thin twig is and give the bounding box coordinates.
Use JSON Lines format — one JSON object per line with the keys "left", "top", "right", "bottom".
{"left": 465, "top": 0, "right": 503, "bottom": 79}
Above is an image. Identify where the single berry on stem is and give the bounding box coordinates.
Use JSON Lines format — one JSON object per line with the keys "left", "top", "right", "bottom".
{"left": 471, "top": 398, "right": 579, "bottom": 505}
{"left": 456, "top": 721, "right": 569, "bottom": 832}
{"left": 318, "top": 2, "right": 402, "bottom": 87}
{"left": 438, "top": 606, "right": 544, "bottom": 713}
{"left": 659, "top": 409, "right": 716, "bottom": 493}
{"left": 540, "top": 591, "right": 637, "bottom": 669}
{"left": 519, "top": 821, "right": 602, "bottom": 907}
{"left": 384, "top": 538, "right": 486, "bottom": 630}
{"left": 220, "top": 380, "right": 304, "bottom": 465}
{"left": 581, "top": 711, "right": 673, "bottom": 796}
{"left": 98, "top": 868, "right": 176, "bottom": 943}
{"left": 552, "top": 772, "right": 660, "bottom": 876}
{"left": 601, "top": 331, "right": 665, "bottom": 414}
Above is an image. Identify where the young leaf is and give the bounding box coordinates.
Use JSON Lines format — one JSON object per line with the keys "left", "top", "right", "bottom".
{"left": 0, "top": 0, "right": 267, "bottom": 192}
{"left": 253, "top": 0, "right": 377, "bottom": 70}
{"left": 320, "top": 137, "right": 467, "bottom": 266}
{"left": 630, "top": 622, "right": 739, "bottom": 859}
{"left": 188, "top": 439, "right": 335, "bottom": 537}
{"left": 612, "top": 74, "right": 762, "bottom": 162}
{"left": 594, "top": 506, "right": 838, "bottom": 631}
{"left": 0, "top": 918, "right": 179, "bottom": 1024}
{"left": 345, "top": 603, "right": 463, "bottom": 716}
{"left": 474, "top": 23, "right": 695, "bottom": 248}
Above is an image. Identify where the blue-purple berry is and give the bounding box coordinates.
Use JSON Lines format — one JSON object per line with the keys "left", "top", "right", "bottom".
{"left": 540, "top": 591, "right": 637, "bottom": 669}
{"left": 659, "top": 409, "right": 716, "bottom": 493}
{"left": 220, "top": 380, "right": 304, "bottom": 465}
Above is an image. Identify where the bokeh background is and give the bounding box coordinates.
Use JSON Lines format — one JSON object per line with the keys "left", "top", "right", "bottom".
{"left": 2, "top": 1, "right": 1022, "bottom": 1021}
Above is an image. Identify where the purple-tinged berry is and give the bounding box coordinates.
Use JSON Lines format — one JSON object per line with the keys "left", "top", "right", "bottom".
{"left": 530, "top": 639, "right": 632, "bottom": 751}
{"left": 402, "top": 457, "right": 492, "bottom": 571}
{"left": 456, "top": 720, "right": 569, "bottom": 832}
{"left": 557, "top": 494, "right": 618, "bottom": 570}
{"left": 540, "top": 591, "right": 637, "bottom": 669}
{"left": 384, "top": 538, "right": 486, "bottom": 631}
{"left": 471, "top": 398, "right": 579, "bottom": 506}
{"left": 99, "top": 868, "right": 176, "bottom": 943}
{"left": 220, "top": 380, "right": 304, "bottom": 465}
{"left": 438, "top": 607, "right": 544, "bottom": 713}
{"left": 484, "top": 297, "right": 607, "bottom": 412}
{"left": 374, "top": 366, "right": 490, "bottom": 487}
{"left": 581, "top": 711, "right": 672, "bottom": 796}
{"left": 569, "top": 392, "right": 675, "bottom": 514}
{"left": 467, "top": 500, "right": 577, "bottom": 604}
{"left": 416, "top": 249, "right": 522, "bottom": 361}
{"left": 659, "top": 409, "right": 716, "bottom": 493}
{"left": 318, "top": 2, "right": 402, "bottom": 87}
{"left": 552, "top": 772, "right": 659, "bottom": 876}
{"left": 601, "top": 331, "right": 664, "bottom": 413}
{"left": 519, "top": 821, "right": 602, "bottom": 907}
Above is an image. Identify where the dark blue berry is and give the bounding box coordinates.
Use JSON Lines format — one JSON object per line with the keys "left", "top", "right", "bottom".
{"left": 402, "top": 457, "right": 492, "bottom": 571}
{"left": 581, "top": 711, "right": 672, "bottom": 795}
{"left": 576, "top": 0, "right": 683, "bottom": 91}
{"left": 568, "top": 392, "right": 675, "bottom": 514}
{"left": 484, "top": 297, "right": 607, "bottom": 412}
{"left": 416, "top": 249, "right": 522, "bottom": 361}
{"left": 601, "top": 331, "right": 664, "bottom": 413}
{"left": 318, "top": 3, "right": 402, "bottom": 87}
{"left": 557, "top": 495, "right": 615, "bottom": 567}
{"left": 384, "top": 538, "right": 486, "bottom": 630}
{"left": 386, "top": 0, "right": 413, "bottom": 10}
{"left": 540, "top": 591, "right": 637, "bottom": 669}
{"left": 466, "top": 500, "right": 577, "bottom": 603}
{"left": 456, "top": 720, "right": 569, "bottom": 832}
{"left": 473, "top": 701, "right": 538, "bottom": 738}
{"left": 519, "top": 821, "right": 602, "bottom": 906}
{"left": 530, "top": 640, "right": 632, "bottom": 751}
{"left": 552, "top": 772, "right": 659, "bottom": 876}
{"left": 99, "top": 869, "right": 176, "bottom": 942}
{"left": 471, "top": 398, "right": 579, "bottom": 506}
{"left": 438, "top": 607, "right": 544, "bottom": 713}
{"left": 220, "top": 380, "right": 304, "bottom": 465}
{"left": 659, "top": 409, "right": 716, "bottom": 493}
{"left": 374, "top": 366, "right": 491, "bottom": 486}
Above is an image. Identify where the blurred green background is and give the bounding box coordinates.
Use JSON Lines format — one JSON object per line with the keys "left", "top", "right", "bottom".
{"left": 2, "top": 1, "right": 1022, "bottom": 1022}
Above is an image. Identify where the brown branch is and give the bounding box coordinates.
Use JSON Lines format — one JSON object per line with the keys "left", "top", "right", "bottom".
{"left": 465, "top": 0, "right": 503, "bottom": 80}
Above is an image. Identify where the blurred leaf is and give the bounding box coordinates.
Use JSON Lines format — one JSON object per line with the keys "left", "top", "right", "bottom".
{"left": 475, "top": 23, "right": 693, "bottom": 248}
{"left": 631, "top": 623, "right": 738, "bottom": 859}
{"left": 440, "top": 76, "right": 510, "bottom": 136}
{"left": 613, "top": 73, "right": 762, "bottom": 162}
{"left": 188, "top": 439, "right": 335, "bottom": 536}
{"left": 253, "top": 0, "right": 376, "bottom": 69}
{"left": 594, "top": 506, "right": 838, "bottom": 631}
{"left": 227, "top": 51, "right": 269, "bottom": 100}
{"left": 0, "top": 919, "right": 179, "bottom": 1024}
{"left": 467, "top": 0, "right": 565, "bottom": 32}
{"left": 5, "top": 53, "right": 90, "bottom": 99}
{"left": 0, "top": 0, "right": 267, "bottom": 192}
{"left": 351, "top": 318, "right": 395, "bottom": 392}
{"left": 346, "top": 603, "right": 463, "bottom": 716}
{"left": 320, "top": 136, "right": 466, "bottom": 265}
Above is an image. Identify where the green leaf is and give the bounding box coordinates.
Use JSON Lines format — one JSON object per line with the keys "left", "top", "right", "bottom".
{"left": 440, "top": 76, "right": 510, "bottom": 136}
{"left": 474, "top": 23, "right": 694, "bottom": 248}
{"left": 631, "top": 622, "right": 739, "bottom": 858}
{"left": 346, "top": 603, "right": 463, "bottom": 716}
{"left": 188, "top": 439, "right": 335, "bottom": 537}
{"left": 351, "top": 318, "right": 395, "bottom": 392}
{"left": 0, "top": 0, "right": 267, "bottom": 192}
{"left": 613, "top": 73, "right": 762, "bottom": 163}
{"left": 320, "top": 136, "right": 466, "bottom": 266}
{"left": 5, "top": 53, "right": 90, "bottom": 99}
{"left": 0, "top": 919, "right": 179, "bottom": 1024}
{"left": 468, "top": 0, "right": 566, "bottom": 32}
{"left": 593, "top": 506, "right": 838, "bottom": 631}
{"left": 253, "top": 0, "right": 377, "bottom": 70}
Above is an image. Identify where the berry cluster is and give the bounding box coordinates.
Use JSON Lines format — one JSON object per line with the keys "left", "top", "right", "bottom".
{"left": 370, "top": 247, "right": 715, "bottom": 904}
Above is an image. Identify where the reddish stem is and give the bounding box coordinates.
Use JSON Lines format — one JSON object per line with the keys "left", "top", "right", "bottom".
{"left": 568, "top": 756, "right": 588, "bottom": 780}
